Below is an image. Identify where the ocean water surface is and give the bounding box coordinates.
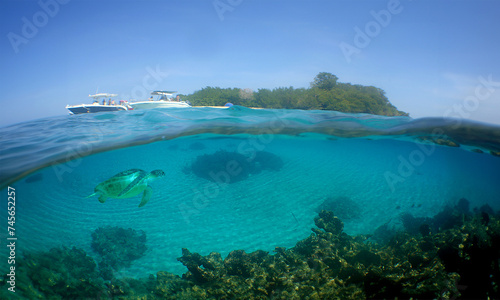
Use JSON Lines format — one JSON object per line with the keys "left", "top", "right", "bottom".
{"left": 1, "top": 106, "right": 500, "bottom": 298}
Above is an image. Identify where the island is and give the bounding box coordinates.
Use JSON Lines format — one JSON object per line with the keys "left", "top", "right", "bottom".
{"left": 180, "top": 72, "right": 409, "bottom": 117}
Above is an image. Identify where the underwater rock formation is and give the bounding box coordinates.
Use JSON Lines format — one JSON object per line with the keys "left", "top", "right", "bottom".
{"left": 91, "top": 226, "right": 147, "bottom": 278}
{"left": 315, "top": 196, "right": 362, "bottom": 220}
{"left": 187, "top": 149, "right": 283, "bottom": 183}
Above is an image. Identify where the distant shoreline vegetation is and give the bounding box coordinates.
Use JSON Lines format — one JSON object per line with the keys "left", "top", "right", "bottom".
{"left": 181, "top": 72, "right": 409, "bottom": 117}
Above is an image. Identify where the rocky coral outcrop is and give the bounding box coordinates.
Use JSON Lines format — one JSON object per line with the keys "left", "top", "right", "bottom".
{"left": 91, "top": 226, "right": 147, "bottom": 279}
{"left": 187, "top": 150, "right": 283, "bottom": 184}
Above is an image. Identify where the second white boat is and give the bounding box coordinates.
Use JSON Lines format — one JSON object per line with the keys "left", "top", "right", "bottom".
{"left": 128, "top": 91, "right": 191, "bottom": 109}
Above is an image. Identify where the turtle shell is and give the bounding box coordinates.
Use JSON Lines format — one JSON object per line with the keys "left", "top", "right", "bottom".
{"left": 95, "top": 169, "right": 147, "bottom": 198}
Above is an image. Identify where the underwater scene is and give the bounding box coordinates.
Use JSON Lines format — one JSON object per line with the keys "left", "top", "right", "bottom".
{"left": 1, "top": 106, "right": 500, "bottom": 299}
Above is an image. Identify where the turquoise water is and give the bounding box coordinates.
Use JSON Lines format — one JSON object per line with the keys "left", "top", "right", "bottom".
{"left": 1, "top": 107, "right": 500, "bottom": 295}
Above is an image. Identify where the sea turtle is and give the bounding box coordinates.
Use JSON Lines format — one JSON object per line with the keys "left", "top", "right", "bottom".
{"left": 87, "top": 169, "right": 165, "bottom": 207}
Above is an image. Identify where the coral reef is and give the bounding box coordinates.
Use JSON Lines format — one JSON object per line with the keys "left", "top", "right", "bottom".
{"left": 0, "top": 246, "right": 107, "bottom": 299}
{"left": 314, "top": 209, "right": 344, "bottom": 234}
{"left": 315, "top": 196, "right": 362, "bottom": 220}
{"left": 391, "top": 198, "right": 500, "bottom": 299}
{"left": 169, "top": 209, "right": 464, "bottom": 299}
{"left": 188, "top": 150, "right": 283, "bottom": 183}
{"left": 2, "top": 203, "right": 499, "bottom": 299}
{"left": 399, "top": 197, "right": 492, "bottom": 235}
{"left": 91, "top": 226, "right": 147, "bottom": 279}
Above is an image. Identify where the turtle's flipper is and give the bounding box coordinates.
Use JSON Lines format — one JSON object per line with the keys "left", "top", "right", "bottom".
{"left": 98, "top": 195, "right": 107, "bottom": 203}
{"left": 139, "top": 185, "right": 152, "bottom": 207}
{"left": 85, "top": 192, "right": 97, "bottom": 199}
{"left": 87, "top": 192, "right": 105, "bottom": 203}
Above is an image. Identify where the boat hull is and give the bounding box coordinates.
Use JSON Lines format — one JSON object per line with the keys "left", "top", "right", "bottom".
{"left": 66, "top": 104, "right": 129, "bottom": 115}
{"left": 129, "top": 101, "right": 191, "bottom": 110}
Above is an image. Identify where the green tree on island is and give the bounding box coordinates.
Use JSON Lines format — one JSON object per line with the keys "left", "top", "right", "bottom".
{"left": 181, "top": 73, "right": 408, "bottom": 117}
{"left": 311, "top": 72, "right": 339, "bottom": 90}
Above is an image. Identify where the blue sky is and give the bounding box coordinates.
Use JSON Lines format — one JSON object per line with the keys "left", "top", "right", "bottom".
{"left": 1, "top": 0, "right": 499, "bottom": 126}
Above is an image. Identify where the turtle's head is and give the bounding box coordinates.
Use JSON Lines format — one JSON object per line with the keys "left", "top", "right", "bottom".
{"left": 150, "top": 169, "right": 166, "bottom": 178}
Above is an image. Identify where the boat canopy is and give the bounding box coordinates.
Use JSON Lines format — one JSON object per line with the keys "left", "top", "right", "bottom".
{"left": 151, "top": 91, "right": 177, "bottom": 96}
{"left": 89, "top": 93, "right": 118, "bottom": 99}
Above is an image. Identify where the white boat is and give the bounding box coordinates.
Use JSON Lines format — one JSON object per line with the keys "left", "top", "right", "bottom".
{"left": 128, "top": 91, "right": 191, "bottom": 110}
{"left": 66, "top": 93, "right": 132, "bottom": 115}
